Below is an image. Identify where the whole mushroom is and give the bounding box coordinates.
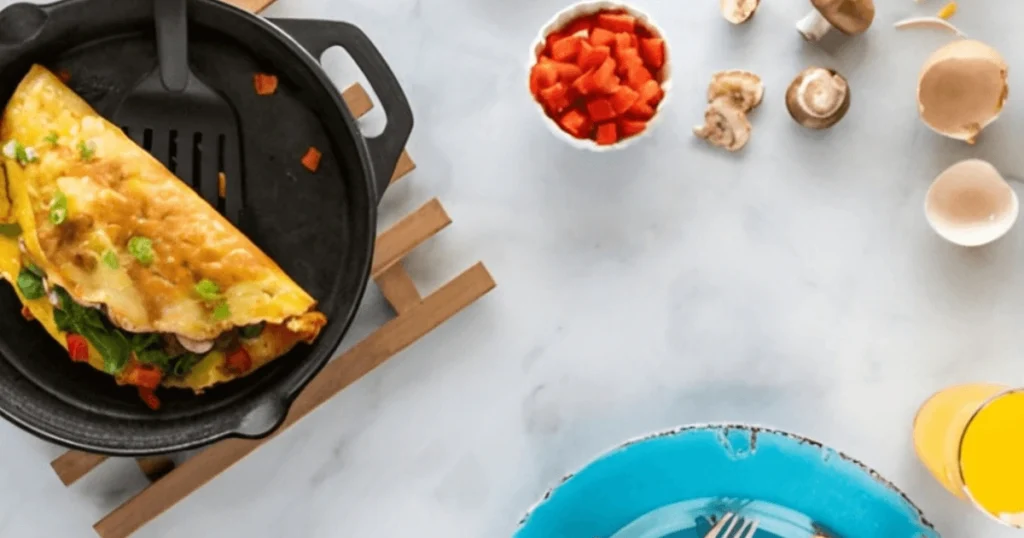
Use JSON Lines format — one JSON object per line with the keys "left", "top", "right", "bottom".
{"left": 797, "top": 0, "right": 875, "bottom": 42}
{"left": 786, "top": 67, "right": 850, "bottom": 129}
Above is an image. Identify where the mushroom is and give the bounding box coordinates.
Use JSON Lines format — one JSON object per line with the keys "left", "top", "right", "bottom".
{"left": 796, "top": 0, "right": 875, "bottom": 42}
{"left": 720, "top": 0, "right": 760, "bottom": 24}
{"left": 693, "top": 96, "right": 752, "bottom": 152}
{"left": 925, "top": 159, "right": 1018, "bottom": 247}
{"left": 176, "top": 334, "right": 215, "bottom": 354}
{"left": 917, "top": 39, "right": 1008, "bottom": 144}
{"left": 693, "top": 70, "right": 763, "bottom": 152}
{"left": 786, "top": 67, "right": 850, "bottom": 129}
{"left": 708, "top": 70, "right": 764, "bottom": 111}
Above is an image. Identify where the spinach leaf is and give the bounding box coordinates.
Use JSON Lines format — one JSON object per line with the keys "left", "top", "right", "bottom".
{"left": 16, "top": 269, "right": 44, "bottom": 300}
{"left": 172, "top": 353, "right": 203, "bottom": 377}
{"left": 52, "top": 286, "right": 130, "bottom": 374}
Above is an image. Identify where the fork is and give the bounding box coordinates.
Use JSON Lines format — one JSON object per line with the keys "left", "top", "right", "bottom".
{"left": 704, "top": 512, "right": 760, "bottom": 538}
{"left": 113, "top": 0, "right": 243, "bottom": 224}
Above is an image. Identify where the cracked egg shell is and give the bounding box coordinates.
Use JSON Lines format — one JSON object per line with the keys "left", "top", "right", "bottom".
{"left": 925, "top": 159, "right": 1018, "bottom": 247}
{"left": 917, "top": 39, "right": 1008, "bottom": 144}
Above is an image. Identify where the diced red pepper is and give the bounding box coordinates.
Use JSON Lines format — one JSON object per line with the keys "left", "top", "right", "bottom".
{"left": 615, "top": 47, "right": 642, "bottom": 71}
{"left": 562, "top": 16, "right": 595, "bottom": 37}
{"left": 596, "top": 123, "right": 618, "bottom": 146}
{"left": 625, "top": 63, "right": 653, "bottom": 88}
{"left": 66, "top": 333, "right": 90, "bottom": 363}
{"left": 587, "top": 98, "right": 617, "bottom": 122}
{"left": 550, "top": 61, "right": 583, "bottom": 84}
{"left": 578, "top": 43, "right": 610, "bottom": 71}
{"left": 539, "top": 83, "right": 571, "bottom": 114}
{"left": 590, "top": 27, "right": 616, "bottom": 47}
{"left": 559, "top": 109, "right": 590, "bottom": 138}
{"left": 225, "top": 347, "right": 253, "bottom": 375}
{"left": 572, "top": 69, "right": 597, "bottom": 96}
{"left": 123, "top": 363, "right": 163, "bottom": 389}
{"left": 20, "top": 305, "right": 34, "bottom": 321}
{"left": 637, "top": 79, "right": 663, "bottom": 105}
{"left": 627, "top": 101, "right": 656, "bottom": 119}
{"left": 619, "top": 119, "right": 648, "bottom": 138}
{"left": 610, "top": 85, "right": 640, "bottom": 115}
{"left": 614, "top": 32, "right": 632, "bottom": 51}
{"left": 592, "top": 57, "right": 619, "bottom": 94}
{"left": 551, "top": 36, "right": 583, "bottom": 62}
{"left": 138, "top": 387, "right": 160, "bottom": 411}
{"left": 530, "top": 62, "right": 560, "bottom": 95}
{"left": 253, "top": 73, "right": 279, "bottom": 96}
{"left": 544, "top": 32, "right": 564, "bottom": 56}
{"left": 301, "top": 146, "right": 322, "bottom": 172}
{"left": 639, "top": 38, "right": 665, "bottom": 69}
{"left": 598, "top": 13, "right": 636, "bottom": 33}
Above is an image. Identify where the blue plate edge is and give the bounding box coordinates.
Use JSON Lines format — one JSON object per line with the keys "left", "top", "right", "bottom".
{"left": 514, "top": 422, "right": 938, "bottom": 536}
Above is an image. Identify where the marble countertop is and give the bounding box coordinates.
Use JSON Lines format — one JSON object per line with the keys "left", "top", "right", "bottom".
{"left": 1, "top": 0, "right": 1023, "bottom": 536}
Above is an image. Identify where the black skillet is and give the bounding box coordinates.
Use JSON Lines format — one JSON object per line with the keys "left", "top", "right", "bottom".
{"left": 0, "top": 0, "right": 414, "bottom": 455}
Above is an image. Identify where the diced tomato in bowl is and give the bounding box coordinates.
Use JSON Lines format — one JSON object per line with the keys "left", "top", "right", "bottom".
{"left": 529, "top": 1, "right": 671, "bottom": 151}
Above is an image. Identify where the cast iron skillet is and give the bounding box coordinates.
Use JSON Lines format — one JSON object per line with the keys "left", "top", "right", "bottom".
{"left": 0, "top": 0, "right": 413, "bottom": 455}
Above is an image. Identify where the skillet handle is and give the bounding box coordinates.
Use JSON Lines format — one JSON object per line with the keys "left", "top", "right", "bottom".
{"left": 269, "top": 19, "right": 414, "bottom": 203}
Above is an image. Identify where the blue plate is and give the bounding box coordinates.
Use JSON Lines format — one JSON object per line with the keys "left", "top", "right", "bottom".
{"left": 514, "top": 424, "right": 939, "bottom": 538}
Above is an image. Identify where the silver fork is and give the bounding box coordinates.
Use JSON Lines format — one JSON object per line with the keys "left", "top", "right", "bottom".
{"left": 704, "top": 512, "right": 760, "bottom": 538}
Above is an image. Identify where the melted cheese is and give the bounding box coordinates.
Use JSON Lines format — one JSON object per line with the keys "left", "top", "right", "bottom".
{"left": 0, "top": 65, "right": 328, "bottom": 392}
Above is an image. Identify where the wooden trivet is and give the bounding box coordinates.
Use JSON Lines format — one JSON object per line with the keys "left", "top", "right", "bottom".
{"left": 46, "top": 63, "right": 494, "bottom": 538}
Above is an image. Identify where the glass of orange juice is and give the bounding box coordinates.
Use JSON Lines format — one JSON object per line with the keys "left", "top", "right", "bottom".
{"left": 913, "top": 383, "right": 1024, "bottom": 527}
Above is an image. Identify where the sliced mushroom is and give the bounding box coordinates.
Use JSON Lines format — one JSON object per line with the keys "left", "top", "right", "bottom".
{"left": 721, "top": 0, "right": 760, "bottom": 24}
{"left": 797, "top": 0, "right": 875, "bottom": 42}
{"left": 786, "top": 67, "right": 850, "bottom": 129}
{"left": 176, "top": 334, "right": 215, "bottom": 354}
{"left": 693, "top": 97, "right": 752, "bottom": 152}
{"left": 917, "top": 39, "right": 1008, "bottom": 144}
{"left": 708, "top": 70, "right": 764, "bottom": 111}
{"left": 925, "top": 159, "right": 1018, "bottom": 247}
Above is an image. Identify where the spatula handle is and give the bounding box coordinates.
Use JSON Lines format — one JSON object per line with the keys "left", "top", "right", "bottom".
{"left": 154, "top": 0, "right": 189, "bottom": 92}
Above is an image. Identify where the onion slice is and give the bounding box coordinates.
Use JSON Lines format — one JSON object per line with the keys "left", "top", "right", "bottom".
{"left": 894, "top": 16, "right": 967, "bottom": 37}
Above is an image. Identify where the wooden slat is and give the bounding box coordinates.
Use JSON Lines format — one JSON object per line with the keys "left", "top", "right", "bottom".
{"left": 374, "top": 263, "right": 421, "bottom": 314}
{"left": 220, "top": 0, "right": 277, "bottom": 13}
{"left": 93, "top": 263, "right": 496, "bottom": 538}
{"left": 51, "top": 450, "right": 107, "bottom": 486}
{"left": 390, "top": 151, "right": 416, "bottom": 184}
{"left": 371, "top": 198, "right": 450, "bottom": 277}
{"left": 342, "top": 84, "right": 374, "bottom": 119}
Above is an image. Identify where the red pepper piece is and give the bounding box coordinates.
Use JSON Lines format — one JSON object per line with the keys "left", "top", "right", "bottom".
{"left": 225, "top": 347, "right": 253, "bottom": 375}
{"left": 66, "top": 333, "right": 89, "bottom": 363}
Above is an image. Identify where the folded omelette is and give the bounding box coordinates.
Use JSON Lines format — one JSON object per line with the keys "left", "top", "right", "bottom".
{"left": 0, "top": 65, "right": 327, "bottom": 409}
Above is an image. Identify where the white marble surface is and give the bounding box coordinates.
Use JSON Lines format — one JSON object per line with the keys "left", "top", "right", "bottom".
{"left": 2, "top": 0, "right": 1024, "bottom": 536}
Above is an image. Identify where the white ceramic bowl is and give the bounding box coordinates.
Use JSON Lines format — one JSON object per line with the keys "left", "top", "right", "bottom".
{"left": 528, "top": 0, "right": 672, "bottom": 152}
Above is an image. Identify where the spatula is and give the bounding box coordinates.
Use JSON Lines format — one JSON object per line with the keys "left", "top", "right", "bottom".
{"left": 113, "top": 0, "right": 243, "bottom": 225}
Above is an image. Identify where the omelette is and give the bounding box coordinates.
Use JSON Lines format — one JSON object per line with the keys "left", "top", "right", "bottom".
{"left": 0, "top": 65, "right": 327, "bottom": 409}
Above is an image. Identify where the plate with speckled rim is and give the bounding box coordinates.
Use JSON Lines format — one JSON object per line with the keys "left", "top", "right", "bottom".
{"left": 514, "top": 424, "right": 939, "bottom": 538}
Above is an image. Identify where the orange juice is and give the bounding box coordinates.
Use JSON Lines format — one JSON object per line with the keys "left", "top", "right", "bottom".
{"left": 913, "top": 383, "right": 1024, "bottom": 526}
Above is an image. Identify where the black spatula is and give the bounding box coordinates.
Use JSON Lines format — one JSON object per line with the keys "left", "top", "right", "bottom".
{"left": 114, "top": 0, "right": 243, "bottom": 225}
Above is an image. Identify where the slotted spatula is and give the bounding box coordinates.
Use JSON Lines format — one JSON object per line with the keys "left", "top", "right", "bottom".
{"left": 114, "top": 0, "right": 243, "bottom": 224}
